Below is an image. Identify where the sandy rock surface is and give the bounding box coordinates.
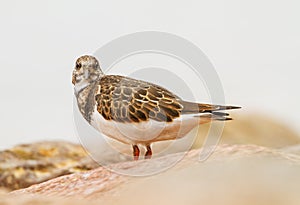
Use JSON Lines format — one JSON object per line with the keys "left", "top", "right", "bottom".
{"left": 7, "top": 144, "right": 300, "bottom": 205}
{"left": 0, "top": 141, "right": 98, "bottom": 191}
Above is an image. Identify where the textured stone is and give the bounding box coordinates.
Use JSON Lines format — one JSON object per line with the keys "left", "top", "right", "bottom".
{"left": 0, "top": 141, "right": 98, "bottom": 191}
{"left": 9, "top": 144, "right": 300, "bottom": 204}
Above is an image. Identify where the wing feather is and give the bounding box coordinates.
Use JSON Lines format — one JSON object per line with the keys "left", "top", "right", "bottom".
{"left": 95, "top": 75, "right": 183, "bottom": 123}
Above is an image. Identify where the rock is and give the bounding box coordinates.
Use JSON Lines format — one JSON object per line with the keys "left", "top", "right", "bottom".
{"left": 0, "top": 141, "right": 99, "bottom": 191}
{"left": 192, "top": 113, "right": 300, "bottom": 149}
{"left": 9, "top": 144, "right": 300, "bottom": 205}
{"left": 0, "top": 194, "right": 100, "bottom": 205}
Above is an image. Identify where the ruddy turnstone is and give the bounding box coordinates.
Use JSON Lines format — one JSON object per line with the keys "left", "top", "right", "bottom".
{"left": 72, "top": 55, "right": 240, "bottom": 160}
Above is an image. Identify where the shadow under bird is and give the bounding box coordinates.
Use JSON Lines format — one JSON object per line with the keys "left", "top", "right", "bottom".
{"left": 72, "top": 55, "right": 241, "bottom": 160}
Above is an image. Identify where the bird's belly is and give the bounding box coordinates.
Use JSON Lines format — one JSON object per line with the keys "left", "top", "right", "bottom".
{"left": 90, "top": 110, "right": 200, "bottom": 145}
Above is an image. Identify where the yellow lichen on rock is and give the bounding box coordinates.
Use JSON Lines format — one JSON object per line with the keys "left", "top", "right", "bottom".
{"left": 0, "top": 141, "right": 98, "bottom": 191}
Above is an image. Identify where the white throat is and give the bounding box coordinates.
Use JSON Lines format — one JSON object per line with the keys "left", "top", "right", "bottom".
{"left": 74, "top": 80, "right": 91, "bottom": 95}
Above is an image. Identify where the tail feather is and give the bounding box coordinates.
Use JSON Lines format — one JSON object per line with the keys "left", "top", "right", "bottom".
{"left": 181, "top": 101, "right": 241, "bottom": 114}
{"left": 194, "top": 113, "right": 233, "bottom": 122}
{"left": 181, "top": 101, "right": 240, "bottom": 122}
{"left": 208, "top": 111, "right": 229, "bottom": 116}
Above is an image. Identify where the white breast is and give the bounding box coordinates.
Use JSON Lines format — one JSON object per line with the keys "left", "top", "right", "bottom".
{"left": 90, "top": 107, "right": 206, "bottom": 145}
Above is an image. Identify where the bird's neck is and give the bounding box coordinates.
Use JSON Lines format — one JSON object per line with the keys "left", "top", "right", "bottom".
{"left": 75, "top": 81, "right": 98, "bottom": 123}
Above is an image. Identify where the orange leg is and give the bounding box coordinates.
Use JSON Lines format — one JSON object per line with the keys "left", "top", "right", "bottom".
{"left": 132, "top": 145, "right": 140, "bottom": 160}
{"left": 145, "top": 144, "right": 152, "bottom": 159}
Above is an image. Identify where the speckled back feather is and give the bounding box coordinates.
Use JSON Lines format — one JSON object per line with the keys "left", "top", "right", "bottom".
{"left": 95, "top": 75, "right": 183, "bottom": 123}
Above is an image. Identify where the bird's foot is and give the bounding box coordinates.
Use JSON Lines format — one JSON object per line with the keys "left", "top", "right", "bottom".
{"left": 145, "top": 144, "right": 152, "bottom": 159}
{"left": 132, "top": 145, "right": 140, "bottom": 160}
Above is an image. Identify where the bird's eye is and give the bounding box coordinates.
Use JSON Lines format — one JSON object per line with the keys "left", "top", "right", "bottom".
{"left": 76, "top": 62, "right": 82, "bottom": 70}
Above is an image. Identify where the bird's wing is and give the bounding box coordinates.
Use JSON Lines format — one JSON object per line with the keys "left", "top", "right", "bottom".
{"left": 95, "top": 75, "right": 183, "bottom": 122}
{"left": 95, "top": 75, "right": 241, "bottom": 123}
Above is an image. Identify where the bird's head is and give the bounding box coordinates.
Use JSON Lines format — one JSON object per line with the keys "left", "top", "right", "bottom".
{"left": 72, "top": 55, "right": 104, "bottom": 88}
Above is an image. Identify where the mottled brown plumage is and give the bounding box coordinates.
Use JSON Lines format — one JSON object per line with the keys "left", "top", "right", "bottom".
{"left": 95, "top": 75, "right": 183, "bottom": 123}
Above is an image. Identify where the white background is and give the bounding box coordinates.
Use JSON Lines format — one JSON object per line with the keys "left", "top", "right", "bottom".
{"left": 0, "top": 0, "right": 299, "bottom": 149}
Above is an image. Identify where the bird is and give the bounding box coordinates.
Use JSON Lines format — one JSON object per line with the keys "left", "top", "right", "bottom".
{"left": 72, "top": 55, "right": 240, "bottom": 160}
